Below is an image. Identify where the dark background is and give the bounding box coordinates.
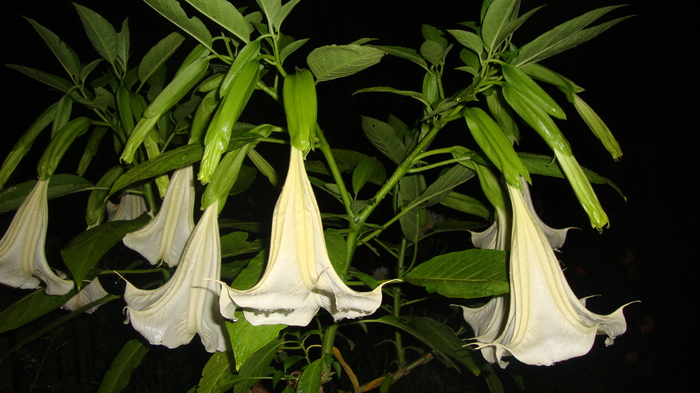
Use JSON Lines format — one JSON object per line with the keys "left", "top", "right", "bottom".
{"left": 1, "top": 0, "right": 694, "bottom": 392}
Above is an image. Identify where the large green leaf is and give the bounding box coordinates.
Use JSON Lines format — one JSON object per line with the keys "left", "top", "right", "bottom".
{"left": 0, "top": 174, "right": 93, "bottom": 214}
{"left": 405, "top": 165, "right": 475, "bottom": 212}
{"left": 24, "top": 17, "right": 81, "bottom": 79}
{"left": 352, "top": 157, "right": 386, "bottom": 196}
{"left": 226, "top": 312, "right": 284, "bottom": 371}
{"left": 370, "top": 45, "right": 428, "bottom": 70}
{"left": 512, "top": 5, "right": 629, "bottom": 67}
{"left": 143, "top": 0, "right": 214, "bottom": 52}
{"left": 73, "top": 3, "right": 118, "bottom": 65}
{"left": 480, "top": 0, "right": 518, "bottom": 51}
{"left": 440, "top": 191, "right": 491, "bottom": 220}
{"left": 138, "top": 32, "right": 186, "bottom": 85}
{"left": 360, "top": 116, "right": 406, "bottom": 164}
{"left": 354, "top": 86, "right": 428, "bottom": 106}
{"left": 324, "top": 228, "right": 347, "bottom": 275}
{"left": 234, "top": 339, "right": 281, "bottom": 393}
{"left": 296, "top": 358, "right": 323, "bottom": 393}
{"left": 307, "top": 44, "right": 385, "bottom": 82}
{"left": 407, "top": 316, "right": 481, "bottom": 375}
{"left": 186, "top": 0, "right": 251, "bottom": 43}
{"left": 198, "top": 352, "right": 241, "bottom": 393}
{"left": 404, "top": 248, "right": 508, "bottom": 299}
{"left": 0, "top": 288, "right": 76, "bottom": 334}
{"left": 6, "top": 64, "right": 74, "bottom": 93}
{"left": 62, "top": 214, "right": 151, "bottom": 288}
{"left": 220, "top": 231, "right": 263, "bottom": 258}
{"left": 97, "top": 339, "right": 149, "bottom": 393}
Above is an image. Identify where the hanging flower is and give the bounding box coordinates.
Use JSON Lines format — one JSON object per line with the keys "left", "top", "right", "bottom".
{"left": 62, "top": 277, "right": 109, "bottom": 314}
{"left": 470, "top": 179, "right": 630, "bottom": 367}
{"left": 219, "top": 147, "right": 393, "bottom": 326}
{"left": 107, "top": 193, "right": 149, "bottom": 222}
{"left": 123, "top": 166, "right": 195, "bottom": 267}
{"left": 0, "top": 178, "right": 74, "bottom": 295}
{"left": 123, "top": 201, "right": 228, "bottom": 352}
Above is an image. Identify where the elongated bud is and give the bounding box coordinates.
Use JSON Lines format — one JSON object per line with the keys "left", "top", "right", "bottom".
{"left": 199, "top": 60, "right": 259, "bottom": 184}
{"left": 220, "top": 39, "right": 261, "bottom": 98}
{"left": 283, "top": 69, "right": 317, "bottom": 154}
{"left": 502, "top": 63, "right": 566, "bottom": 120}
{"left": 37, "top": 117, "right": 91, "bottom": 180}
{"left": 86, "top": 165, "right": 124, "bottom": 228}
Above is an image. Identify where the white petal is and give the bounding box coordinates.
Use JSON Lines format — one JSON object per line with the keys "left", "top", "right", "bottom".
{"left": 0, "top": 179, "right": 74, "bottom": 295}
{"left": 63, "top": 277, "right": 109, "bottom": 314}
{"left": 479, "top": 182, "right": 629, "bottom": 367}
{"left": 124, "top": 202, "right": 227, "bottom": 352}
{"left": 108, "top": 194, "right": 149, "bottom": 222}
{"left": 454, "top": 296, "right": 507, "bottom": 364}
{"left": 222, "top": 147, "right": 390, "bottom": 326}
{"left": 123, "top": 166, "right": 195, "bottom": 266}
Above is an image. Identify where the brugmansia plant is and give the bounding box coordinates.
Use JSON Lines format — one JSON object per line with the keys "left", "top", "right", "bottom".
{"left": 0, "top": 0, "right": 636, "bottom": 391}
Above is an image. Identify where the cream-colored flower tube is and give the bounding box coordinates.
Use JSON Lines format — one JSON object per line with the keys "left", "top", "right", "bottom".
{"left": 0, "top": 178, "right": 74, "bottom": 295}
{"left": 124, "top": 201, "right": 227, "bottom": 352}
{"left": 219, "top": 147, "right": 391, "bottom": 326}
{"left": 123, "top": 166, "right": 195, "bottom": 267}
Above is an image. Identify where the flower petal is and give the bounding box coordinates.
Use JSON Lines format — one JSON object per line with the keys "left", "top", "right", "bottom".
{"left": 124, "top": 202, "right": 227, "bottom": 352}
{"left": 123, "top": 166, "right": 195, "bottom": 266}
{"left": 107, "top": 194, "right": 149, "bottom": 222}
{"left": 0, "top": 178, "right": 74, "bottom": 295}
{"left": 221, "top": 147, "right": 389, "bottom": 326}
{"left": 63, "top": 277, "right": 109, "bottom": 314}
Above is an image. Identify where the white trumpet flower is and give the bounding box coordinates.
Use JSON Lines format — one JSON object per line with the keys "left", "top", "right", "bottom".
{"left": 107, "top": 193, "right": 149, "bottom": 222}
{"left": 123, "top": 166, "right": 195, "bottom": 267}
{"left": 0, "top": 178, "right": 74, "bottom": 295}
{"left": 219, "top": 147, "right": 392, "bottom": 326}
{"left": 473, "top": 180, "right": 629, "bottom": 367}
{"left": 63, "top": 277, "right": 109, "bottom": 314}
{"left": 124, "top": 201, "right": 228, "bottom": 352}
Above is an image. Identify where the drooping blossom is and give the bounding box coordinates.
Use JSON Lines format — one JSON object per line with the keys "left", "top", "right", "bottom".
{"left": 62, "top": 277, "right": 109, "bottom": 314}
{"left": 107, "top": 193, "right": 149, "bottom": 222}
{"left": 0, "top": 178, "right": 74, "bottom": 295}
{"left": 123, "top": 201, "right": 228, "bottom": 352}
{"left": 219, "top": 147, "right": 393, "bottom": 326}
{"left": 123, "top": 166, "right": 195, "bottom": 267}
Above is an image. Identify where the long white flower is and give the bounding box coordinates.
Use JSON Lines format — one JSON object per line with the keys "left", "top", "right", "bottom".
{"left": 62, "top": 277, "right": 109, "bottom": 314}
{"left": 473, "top": 180, "right": 630, "bottom": 367}
{"left": 219, "top": 147, "right": 392, "bottom": 327}
{"left": 123, "top": 166, "right": 195, "bottom": 267}
{"left": 124, "top": 201, "right": 228, "bottom": 352}
{"left": 0, "top": 178, "right": 74, "bottom": 295}
{"left": 107, "top": 193, "right": 149, "bottom": 222}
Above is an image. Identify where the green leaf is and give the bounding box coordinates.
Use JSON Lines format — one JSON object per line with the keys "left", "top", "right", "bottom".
{"left": 226, "top": 312, "right": 284, "bottom": 371}
{"left": 0, "top": 174, "right": 93, "bottom": 214}
{"left": 512, "top": 6, "right": 630, "bottom": 67}
{"left": 6, "top": 64, "right": 74, "bottom": 93}
{"left": 73, "top": 3, "right": 118, "bottom": 65}
{"left": 448, "top": 29, "right": 484, "bottom": 55}
{"left": 352, "top": 157, "right": 386, "bottom": 196}
{"left": 518, "top": 152, "right": 625, "bottom": 199}
{"left": 143, "top": 0, "right": 214, "bottom": 52}
{"left": 406, "top": 165, "right": 475, "bottom": 211}
{"left": 0, "top": 288, "right": 77, "bottom": 334}
{"left": 24, "top": 17, "right": 81, "bottom": 79}
{"left": 353, "top": 86, "right": 428, "bottom": 106}
{"left": 420, "top": 40, "right": 448, "bottom": 67}
{"left": 234, "top": 339, "right": 281, "bottom": 393}
{"left": 186, "top": 0, "right": 251, "bottom": 43}
{"left": 404, "top": 248, "right": 508, "bottom": 298}
{"left": 97, "top": 339, "right": 149, "bottom": 393}
{"left": 198, "top": 352, "right": 235, "bottom": 393}
{"left": 296, "top": 358, "right": 323, "bottom": 393}
{"left": 370, "top": 45, "right": 428, "bottom": 70}
{"left": 307, "top": 44, "right": 385, "bottom": 82}
{"left": 116, "top": 19, "right": 131, "bottom": 72}
{"left": 481, "top": 0, "right": 518, "bottom": 51}
{"left": 62, "top": 214, "right": 151, "bottom": 288}
{"left": 440, "top": 191, "right": 491, "bottom": 220}
{"left": 360, "top": 116, "right": 406, "bottom": 164}
{"left": 220, "top": 231, "right": 263, "bottom": 258}
{"left": 138, "top": 32, "right": 186, "bottom": 85}
{"left": 231, "top": 250, "right": 266, "bottom": 290}
{"left": 407, "top": 316, "right": 481, "bottom": 375}
{"left": 109, "top": 144, "right": 202, "bottom": 197}
{"left": 398, "top": 174, "right": 426, "bottom": 243}
{"left": 324, "top": 228, "right": 347, "bottom": 276}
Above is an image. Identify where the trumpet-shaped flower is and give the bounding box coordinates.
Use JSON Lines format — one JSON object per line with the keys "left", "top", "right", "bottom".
{"left": 0, "top": 178, "right": 74, "bottom": 295}
{"left": 62, "top": 277, "right": 109, "bottom": 314}
{"left": 123, "top": 166, "right": 195, "bottom": 267}
{"left": 219, "top": 147, "right": 392, "bottom": 326}
{"left": 471, "top": 180, "right": 630, "bottom": 367}
{"left": 107, "top": 193, "right": 149, "bottom": 222}
{"left": 124, "top": 201, "right": 228, "bottom": 352}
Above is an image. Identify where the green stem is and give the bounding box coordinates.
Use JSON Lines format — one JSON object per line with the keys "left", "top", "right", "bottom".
{"left": 393, "top": 239, "right": 408, "bottom": 367}
{"left": 320, "top": 323, "right": 339, "bottom": 382}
